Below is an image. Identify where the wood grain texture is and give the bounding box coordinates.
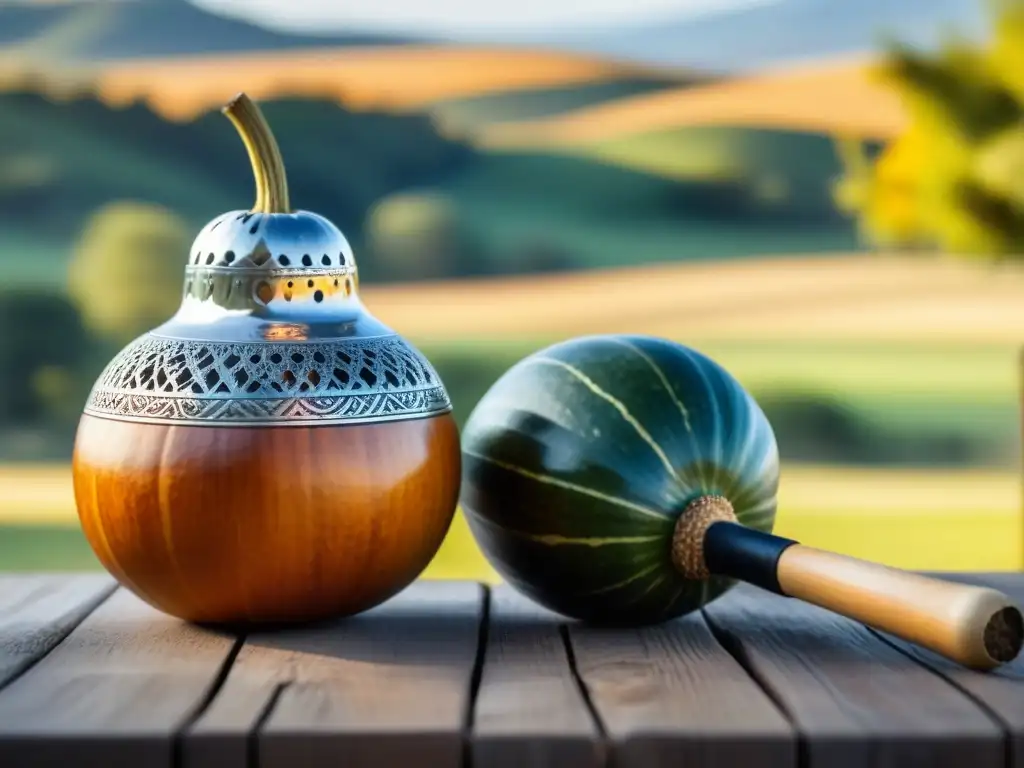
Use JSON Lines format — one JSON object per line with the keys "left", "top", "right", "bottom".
{"left": 72, "top": 412, "right": 461, "bottom": 624}
{"left": 567, "top": 607, "right": 794, "bottom": 768}
{"left": 0, "top": 587, "right": 240, "bottom": 768}
{"left": 471, "top": 585, "right": 603, "bottom": 768}
{"left": 776, "top": 546, "right": 1022, "bottom": 670}
{"left": 0, "top": 574, "right": 116, "bottom": 689}
{"left": 872, "top": 573, "right": 1024, "bottom": 768}
{"left": 184, "top": 580, "right": 484, "bottom": 768}
{"left": 703, "top": 582, "right": 1007, "bottom": 768}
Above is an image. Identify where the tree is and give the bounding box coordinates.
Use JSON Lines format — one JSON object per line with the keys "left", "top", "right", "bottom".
{"left": 0, "top": 289, "right": 92, "bottom": 427}
{"left": 67, "top": 201, "right": 190, "bottom": 343}
{"left": 833, "top": 0, "right": 1024, "bottom": 257}
{"left": 362, "top": 192, "right": 490, "bottom": 282}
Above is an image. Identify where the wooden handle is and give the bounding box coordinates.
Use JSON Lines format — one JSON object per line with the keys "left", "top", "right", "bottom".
{"left": 776, "top": 545, "right": 1024, "bottom": 670}
{"left": 677, "top": 498, "right": 1023, "bottom": 671}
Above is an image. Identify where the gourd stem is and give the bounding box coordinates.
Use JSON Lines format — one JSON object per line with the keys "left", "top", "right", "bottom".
{"left": 222, "top": 92, "right": 291, "bottom": 214}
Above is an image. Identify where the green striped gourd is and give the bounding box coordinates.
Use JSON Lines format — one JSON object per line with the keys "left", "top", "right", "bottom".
{"left": 460, "top": 333, "right": 778, "bottom": 625}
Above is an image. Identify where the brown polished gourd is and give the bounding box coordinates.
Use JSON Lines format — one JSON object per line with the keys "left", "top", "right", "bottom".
{"left": 72, "top": 93, "right": 460, "bottom": 626}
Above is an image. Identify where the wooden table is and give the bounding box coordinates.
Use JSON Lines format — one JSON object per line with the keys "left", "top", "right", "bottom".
{"left": 0, "top": 572, "right": 1022, "bottom": 768}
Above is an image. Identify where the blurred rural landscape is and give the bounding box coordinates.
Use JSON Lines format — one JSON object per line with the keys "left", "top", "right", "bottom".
{"left": 2, "top": 0, "right": 1024, "bottom": 578}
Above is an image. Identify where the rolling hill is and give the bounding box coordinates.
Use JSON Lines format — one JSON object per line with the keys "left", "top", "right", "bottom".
{"left": 0, "top": 3, "right": 899, "bottom": 260}
{"left": 0, "top": 0, "right": 413, "bottom": 62}
{"left": 536, "top": 0, "right": 986, "bottom": 71}
{"left": 0, "top": 88, "right": 474, "bottom": 283}
{"left": 425, "top": 74, "right": 699, "bottom": 137}
{"left": 0, "top": 0, "right": 697, "bottom": 128}
{"left": 454, "top": 57, "right": 902, "bottom": 223}
{"left": 81, "top": 45, "right": 680, "bottom": 121}
{"left": 480, "top": 126, "right": 864, "bottom": 222}
{"left": 0, "top": 89, "right": 863, "bottom": 289}
{"left": 0, "top": 7, "right": 904, "bottom": 287}
{"left": 477, "top": 56, "right": 906, "bottom": 150}
{"left": 2, "top": 0, "right": 988, "bottom": 75}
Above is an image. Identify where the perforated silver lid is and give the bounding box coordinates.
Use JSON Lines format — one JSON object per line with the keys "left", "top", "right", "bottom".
{"left": 82, "top": 93, "right": 450, "bottom": 427}
{"left": 171, "top": 208, "right": 369, "bottom": 340}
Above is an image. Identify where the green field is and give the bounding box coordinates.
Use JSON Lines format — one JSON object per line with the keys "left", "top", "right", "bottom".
{"left": 0, "top": 87, "right": 861, "bottom": 291}
{"left": 540, "top": 125, "right": 872, "bottom": 221}
{"left": 429, "top": 75, "right": 694, "bottom": 134}
{"left": 417, "top": 337, "right": 1023, "bottom": 470}
{"left": 4, "top": 333, "right": 1020, "bottom": 572}
{"left": 2, "top": 462, "right": 1019, "bottom": 577}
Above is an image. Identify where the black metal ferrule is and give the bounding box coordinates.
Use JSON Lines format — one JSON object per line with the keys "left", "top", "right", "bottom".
{"left": 703, "top": 521, "right": 798, "bottom": 594}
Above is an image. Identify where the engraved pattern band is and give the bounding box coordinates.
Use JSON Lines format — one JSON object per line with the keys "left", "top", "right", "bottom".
{"left": 83, "top": 334, "right": 453, "bottom": 426}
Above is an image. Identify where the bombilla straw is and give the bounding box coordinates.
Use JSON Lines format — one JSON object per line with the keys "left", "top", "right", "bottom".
{"left": 673, "top": 495, "right": 1024, "bottom": 671}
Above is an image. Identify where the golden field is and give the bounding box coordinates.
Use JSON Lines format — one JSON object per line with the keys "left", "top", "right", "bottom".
{"left": 2, "top": 462, "right": 1019, "bottom": 576}
{"left": 362, "top": 252, "right": 1024, "bottom": 346}
{"left": 4, "top": 46, "right": 906, "bottom": 147}
{"left": 65, "top": 45, "right": 654, "bottom": 121}
{"left": 476, "top": 55, "right": 906, "bottom": 149}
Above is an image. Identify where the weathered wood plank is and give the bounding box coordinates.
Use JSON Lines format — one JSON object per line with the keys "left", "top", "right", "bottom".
{"left": 702, "top": 582, "right": 1007, "bottom": 768}
{"left": 185, "top": 580, "right": 485, "bottom": 768}
{"left": 873, "top": 573, "right": 1024, "bottom": 768}
{"left": 0, "top": 574, "right": 116, "bottom": 689}
{"left": 0, "top": 586, "right": 241, "bottom": 768}
{"left": 567, "top": 605, "right": 795, "bottom": 768}
{"left": 471, "top": 585, "right": 603, "bottom": 768}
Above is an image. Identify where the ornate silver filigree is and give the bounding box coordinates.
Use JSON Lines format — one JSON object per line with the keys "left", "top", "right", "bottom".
{"left": 84, "top": 334, "right": 452, "bottom": 426}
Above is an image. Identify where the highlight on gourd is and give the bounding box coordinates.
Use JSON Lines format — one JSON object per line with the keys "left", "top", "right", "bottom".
{"left": 459, "top": 333, "right": 1024, "bottom": 672}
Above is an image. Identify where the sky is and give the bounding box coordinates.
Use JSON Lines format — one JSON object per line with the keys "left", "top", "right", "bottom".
{"left": 189, "top": 0, "right": 771, "bottom": 37}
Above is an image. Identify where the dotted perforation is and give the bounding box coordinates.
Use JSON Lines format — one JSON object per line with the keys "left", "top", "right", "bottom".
{"left": 189, "top": 251, "right": 352, "bottom": 269}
